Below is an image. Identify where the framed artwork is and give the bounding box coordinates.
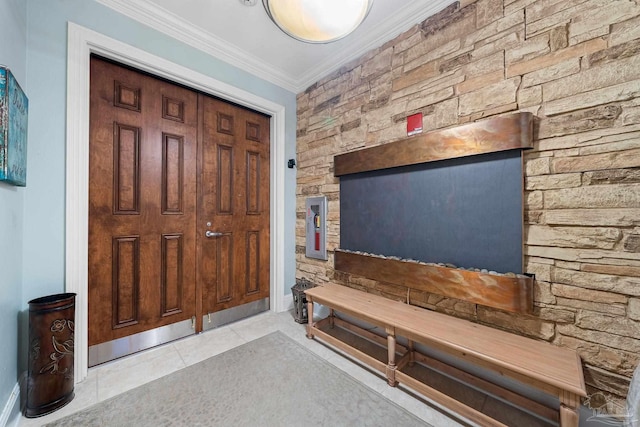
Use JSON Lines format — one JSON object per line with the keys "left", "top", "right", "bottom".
{"left": 0, "top": 66, "right": 28, "bottom": 186}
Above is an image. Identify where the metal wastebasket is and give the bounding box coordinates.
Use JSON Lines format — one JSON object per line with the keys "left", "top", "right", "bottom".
{"left": 291, "top": 278, "right": 316, "bottom": 323}
{"left": 26, "top": 293, "right": 76, "bottom": 418}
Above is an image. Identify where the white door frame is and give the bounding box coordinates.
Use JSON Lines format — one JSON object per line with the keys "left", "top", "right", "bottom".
{"left": 66, "top": 22, "right": 287, "bottom": 382}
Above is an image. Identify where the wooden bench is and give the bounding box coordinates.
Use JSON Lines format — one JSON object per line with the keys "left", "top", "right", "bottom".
{"left": 304, "top": 283, "right": 586, "bottom": 427}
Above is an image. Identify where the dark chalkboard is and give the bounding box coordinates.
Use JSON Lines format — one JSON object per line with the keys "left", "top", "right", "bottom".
{"left": 339, "top": 150, "right": 523, "bottom": 274}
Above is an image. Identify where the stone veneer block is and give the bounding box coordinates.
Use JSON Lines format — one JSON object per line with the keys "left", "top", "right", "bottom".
{"left": 545, "top": 80, "right": 640, "bottom": 116}
{"left": 506, "top": 38, "right": 606, "bottom": 78}
{"left": 543, "top": 54, "right": 640, "bottom": 102}
{"left": 544, "top": 183, "right": 640, "bottom": 209}
{"left": 553, "top": 268, "right": 640, "bottom": 297}
{"left": 552, "top": 147, "right": 640, "bottom": 174}
{"left": 610, "top": 14, "right": 640, "bottom": 46}
{"left": 545, "top": 209, "right": 640, "bottom": 227}
{"left": 526, "top": 225, "right": 621, "bottom": 250}
{"left": 629, "top": 298, "right": 640, "bottom": 321}
{"left": 458, "top": 77, "right": 520, "bottom": 116}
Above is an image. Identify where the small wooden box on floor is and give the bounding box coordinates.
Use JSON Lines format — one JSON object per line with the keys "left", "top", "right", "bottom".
{"left": 304, "top": 283, "right": 586, "bottom": 427}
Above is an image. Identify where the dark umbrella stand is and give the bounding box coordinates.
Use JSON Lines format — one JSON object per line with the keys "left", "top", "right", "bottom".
{"left": 26, "top": 293, "right": 76, "bottom": 418}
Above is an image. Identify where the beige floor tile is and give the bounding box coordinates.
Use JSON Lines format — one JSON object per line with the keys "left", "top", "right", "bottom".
{"left": 173, "top": 325, "right": 246, "bottom": 366}
{"left": 326, "top": 353, "right": 389, "bottom": 394}
{"left": 228, "top": 311, "right": 282, "bottom": 342}
{"left": 382, "top": 385, "right": 468, "bottom": 427}
{"left": 95, "top": 343, "right": 186, "bottom": 400}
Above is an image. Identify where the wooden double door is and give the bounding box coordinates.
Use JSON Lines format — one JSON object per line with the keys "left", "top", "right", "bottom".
{"left": 88, "top": 57, "right": 270, "bottom": 357}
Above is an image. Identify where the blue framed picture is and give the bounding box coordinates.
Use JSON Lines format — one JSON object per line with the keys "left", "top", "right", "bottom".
{"left": 0, "top": 66, "right": 28, "bottom": 186}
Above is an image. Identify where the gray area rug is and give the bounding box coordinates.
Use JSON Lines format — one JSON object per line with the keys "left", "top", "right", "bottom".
{"left": 46, "top": 331, "right": 430, "bottom": 426}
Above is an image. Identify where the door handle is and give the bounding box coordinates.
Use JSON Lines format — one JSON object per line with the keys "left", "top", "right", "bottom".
{"left": 205, "top": 231, "right": 223, "bottom": 238}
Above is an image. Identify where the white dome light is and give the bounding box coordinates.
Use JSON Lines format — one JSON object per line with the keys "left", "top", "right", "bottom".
{"left": 263, "top": 0, "right": 373, "bottom": 43}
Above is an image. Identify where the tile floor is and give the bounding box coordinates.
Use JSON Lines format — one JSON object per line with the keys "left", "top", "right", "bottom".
{"left": 18, "top": 309, "right": 465, "bottom": 427}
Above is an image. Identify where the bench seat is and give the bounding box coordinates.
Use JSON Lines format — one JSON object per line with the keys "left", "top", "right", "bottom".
{"left": 304, "top": 283, "right": 586, "bottom": 427}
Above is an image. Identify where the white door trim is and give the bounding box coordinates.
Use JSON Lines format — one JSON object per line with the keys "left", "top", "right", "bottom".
{"left": 66, "top": 22, "right": 287, "bottom": 382}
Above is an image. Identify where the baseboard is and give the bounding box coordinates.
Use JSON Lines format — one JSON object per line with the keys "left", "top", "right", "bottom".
{"left": 282, "top": 293, "right": 293, "bottom": 312}
{"left": 0, "top": 379, "right": 21, "bottom": 427}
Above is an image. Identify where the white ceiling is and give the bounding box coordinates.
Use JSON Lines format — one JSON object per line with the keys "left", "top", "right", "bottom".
{"left": 95, "top": 0, "right": 454, "bottom": 93}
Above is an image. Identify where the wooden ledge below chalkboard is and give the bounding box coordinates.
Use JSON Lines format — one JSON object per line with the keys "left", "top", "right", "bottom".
{"left": 334, "top": 249, "right": 534, "bottom": 314}
{"left": 334, "top": 112, "right": 533, "bottom": 176}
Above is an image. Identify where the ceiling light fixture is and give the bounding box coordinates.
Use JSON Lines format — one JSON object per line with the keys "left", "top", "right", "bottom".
{"left": 263, "top": 0, "right": 373, "bottom": 44}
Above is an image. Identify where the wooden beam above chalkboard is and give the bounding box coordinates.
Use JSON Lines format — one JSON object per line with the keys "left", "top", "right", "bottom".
{"left": 334, "top": 112, "right": 533, "bottom": 177}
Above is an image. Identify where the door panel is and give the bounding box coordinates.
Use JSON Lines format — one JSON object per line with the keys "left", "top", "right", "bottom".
{"left": 161, "top": 233, "right": 184, "bottom": 317}
{"left": 112, "top": 236, "right": 140, "bottom": 328}
{"left": 113, "top": 124, "right": 140, "bottom": 214}
{"left": 246, "top": 231, "right": 260, "bottom": 295}
{"left": 89, "top": 57, "right": 270, "bottom": 359}
{"left": 246, "top": 151, "right": 261, "bottom": 214}
{"left": 214, "top": 234, "right": 234, "bottom": 304}
{"left": 217, "top": 145, "right": 234, "bottom": 214}
{"left": 162, "top": 133, "right": 186, "bottom": 214}
{"left": 89, "top": 57, "right": 198, "bottom": 347}
{"left": 199, "top": 97, "right": 270, "bottom": 314}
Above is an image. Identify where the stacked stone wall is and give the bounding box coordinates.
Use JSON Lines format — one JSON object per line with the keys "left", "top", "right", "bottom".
{"left": 296, "top": 0, "right": 640, "bottom": 406}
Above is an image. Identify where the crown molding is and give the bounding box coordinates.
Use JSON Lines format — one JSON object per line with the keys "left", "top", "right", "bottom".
{"left": 94, "top": 0, "right": 453, "bottom": 93}
{"left": 94, "top": 0, "right": 300, "bottom": 92}
{"left": 298, "top": 0, "right": 453, "bottom": 90}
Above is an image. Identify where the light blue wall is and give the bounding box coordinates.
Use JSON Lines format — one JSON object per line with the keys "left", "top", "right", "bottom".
{"left": 23, "top": 0, "right": 296, "bottom": 300}
{"left": 0, "top": 0, "right": 27, "bottom": 414}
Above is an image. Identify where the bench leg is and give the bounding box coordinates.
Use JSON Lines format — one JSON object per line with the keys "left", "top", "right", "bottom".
{"left": 306, "top": 298, "right": 314, "bottom": 339}
{"left": 386, "top": 327, "right": 397, "bottom": 387}
{"left": 560, "top": 405, "right": 578, "bottom": 427}
{"left": 560, "top": 392, "right": 580, "bottom": 427}
{"left": 408, "top": 340, "right": 415, "bottom": 367}
{"left": 329, "top": 308, "right": 335, "bottom": 329}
